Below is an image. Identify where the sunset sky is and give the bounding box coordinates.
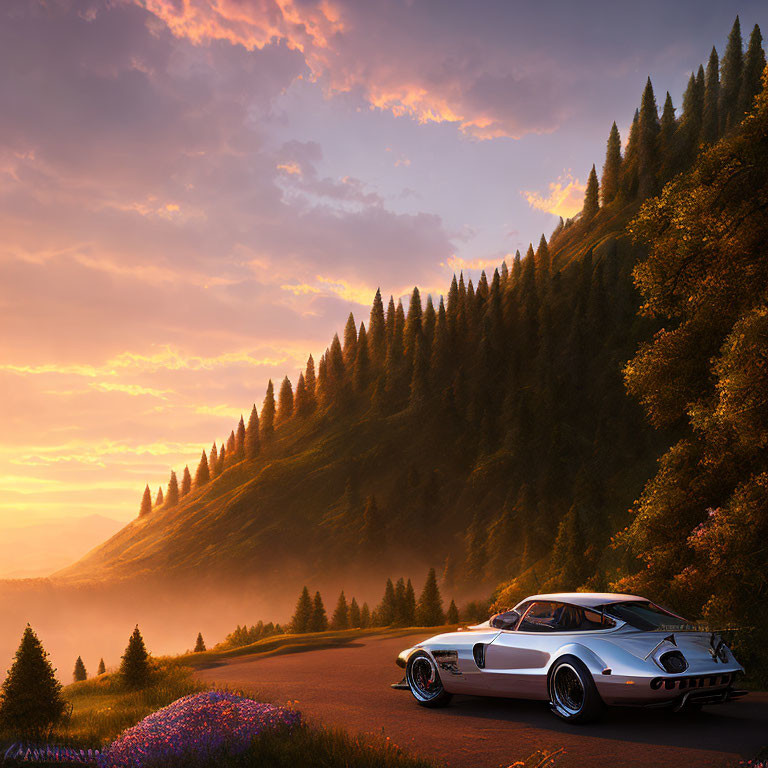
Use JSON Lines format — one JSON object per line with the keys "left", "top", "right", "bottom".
{"left": 2, "top": 0, "right": 766, "bottom": 530}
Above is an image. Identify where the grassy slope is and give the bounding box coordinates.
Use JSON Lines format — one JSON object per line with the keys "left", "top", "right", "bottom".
{"left": 171, "top": 625, "right": 457, "bottom": 669}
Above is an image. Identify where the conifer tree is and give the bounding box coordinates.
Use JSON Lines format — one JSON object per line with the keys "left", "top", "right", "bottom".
{"left": 342, "top": 313, "right": 357, "bottom": 366}
{"left": 309, "top": 591, "right": 328, "bottom": 632}
{"left": 155, "top": 486, "right": 163, "bottom": 506}
{"left": 0, "top": 625, "right": 66, "bottom": 737}
{"left": 226, "top": 430, "right": 236, "bottom": 459}
{"left": 195, "top": 450, "right": 210, "bottom": 486}
{"left": 637, "top": 77, "right": 660, "bottom": 198}
{"left": 739, "top": 24, "right": 766, "bottom": 118}
{"left": 245, "top": 404, "right": 260, "bottom": 459}
{"left": 166, "top": 470, "right": 179, "bottom": 507}
{"left": 378, "top": 578, "right": 397, "bottom": 626}
{"left": 216, "top": 444, "right": 226, "bottom": 474}
{"left": 416, "top": 568, "right": 444, "bottom": 626}
{"left": 97, "top": 658, "right": 106, "bottom": 675}
{"left": 139, "top": 484, "right": 152, "bottom": 517}
{"left": 73, "top": 656, "right": 87, "bottom": 682}
{"left": 393, "top": 578, "right": 407, "bottom": 626}
{"left": 278, "top": 376, "right": 294, "bottom": 423}
{"left": 260, "top": 380, "right": 276, "bottom": 442}
{"left": 120, "top": 626, "right": 150, "bottom": 688}
{"left": 368, "top": 289, "right": 386, "bottom": 367}
{"left": 209, "top": 442, "right": 219, "bottom": 477}
{"left": 720, "top": 16, "right": 744, "bottom": 133}
{"left": 294, "top": 373, "right": 310, "bottom": 416}
{"left": 327, "top": 334, "right": 346, "bottom": 404}
{"left": 331, "top": 590, "right": 349, "bottom": 630}
{"left": 621, "top": 108, "right": 640, "bottom": 197}
{"left": 582, "top": 164, "right": 599, "bottom": 219}
{"left": 360, "top": 602, "right": 371, "bottom": 628}
{"left": 181, "top": 466, "right": 192, "bottom": 496}
{"left": 404, "top": 287, "right": 423, "bottom": 359}
{"left": 353, "top": 323, "right": 370, "bottom": 393}
{"left": 235, "top": 415, "right": 246, "bottom": 459}
{"left": 181, "top": 464, "right": 192, "bottom": 496}
{"left": 702, "top": 47, "right": 720, "bottom": 143}
{"left": 446, "top": 599, "right": 459, "bottom": 624}
{"left": 194, "top": 633, "right": 206, "bottom": 652}
{"left": 349, "top": 597, "right": 361, "bottom": 628}
{"left": 304, "top": 355, "right": 316, "bottom": 405}
{"left": 292, "top": 587, "right": 313, "bottom": 633}
{"left": 404, "top": 579, "right": 417, "bottom": 625}
{"left": 601, "top": 122, "right": 622, "bottom": 205}
{"left": 658, "top": 92, "right": 677, "bottom": 182}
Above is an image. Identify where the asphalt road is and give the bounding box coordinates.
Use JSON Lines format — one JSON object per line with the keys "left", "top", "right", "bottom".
{"left": 197, "top": 632, "right": 767, "bottom": 768}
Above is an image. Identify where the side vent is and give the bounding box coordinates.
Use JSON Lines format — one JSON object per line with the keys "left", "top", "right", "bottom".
{"left": 473, "top": 643, "right": 486, "bottom": 669}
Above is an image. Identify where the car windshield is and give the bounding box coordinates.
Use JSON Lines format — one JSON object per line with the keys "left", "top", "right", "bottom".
{"left": 601, "top": 601, "right": 692, "bottom": 631}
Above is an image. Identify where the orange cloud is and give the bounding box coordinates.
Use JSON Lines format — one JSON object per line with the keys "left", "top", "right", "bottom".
{"left": 523, "top": 173, "right": 585, "bottom": 219}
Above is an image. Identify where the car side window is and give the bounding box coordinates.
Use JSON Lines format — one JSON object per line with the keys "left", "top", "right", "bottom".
{"left": 517, "top": 602, "right": 616, "bottom": 632}
{"left": 517, "top": 601, "right": 560, "bottom": 632}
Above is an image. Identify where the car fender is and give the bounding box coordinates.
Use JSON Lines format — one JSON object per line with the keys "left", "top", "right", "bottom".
{"left": 550, "top": 642, "right": 609, "bottom": 679}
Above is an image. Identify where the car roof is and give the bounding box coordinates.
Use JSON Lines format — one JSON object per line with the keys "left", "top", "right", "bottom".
{"left": 514, "top": 592, "right": 647, "bottom": 609}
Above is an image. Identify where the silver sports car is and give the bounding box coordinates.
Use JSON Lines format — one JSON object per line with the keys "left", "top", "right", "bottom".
{"left": 395, "top": 592, "right": 747, "bottom": 722}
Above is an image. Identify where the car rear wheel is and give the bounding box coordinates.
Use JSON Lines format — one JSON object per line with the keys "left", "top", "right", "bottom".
{"left": 405, "top": 651, "right": 453, "bottom": 708}
{"left": 548, "top": 656, "right": 604, "bottom": 723}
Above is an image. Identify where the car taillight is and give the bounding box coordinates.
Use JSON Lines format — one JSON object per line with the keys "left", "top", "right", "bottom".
{"left": 659, "top": 650, "right": 688, "bottom": 673}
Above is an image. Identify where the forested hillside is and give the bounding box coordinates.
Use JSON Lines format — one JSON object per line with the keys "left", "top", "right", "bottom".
{"left": 61, "top": 20, "right": 767, "bottom": 663}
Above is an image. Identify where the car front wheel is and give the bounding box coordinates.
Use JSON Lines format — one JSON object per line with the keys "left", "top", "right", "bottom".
{"left": 405, "top": 651, "right": 453, "bottom": 708}
{"left": 548, "top": 656, "right": 604, "bottom": 723}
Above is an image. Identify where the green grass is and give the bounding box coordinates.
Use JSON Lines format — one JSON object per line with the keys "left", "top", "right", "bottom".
{"left": 171, "top": 625, "right": 458, "bottom": 669}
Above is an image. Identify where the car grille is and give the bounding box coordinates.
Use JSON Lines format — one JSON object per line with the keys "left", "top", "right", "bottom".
{"left": 650, "top": 672, "right": 733, "bottom": 691}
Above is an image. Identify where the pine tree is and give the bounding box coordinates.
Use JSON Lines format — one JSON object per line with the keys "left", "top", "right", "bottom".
{"left": 360, "top": 602, "right": 371, "bottom": 628}
{"left": 294, "top": 373, "right": 310, "bottom": 416}
{"left": 601, "top": 122, "right": 622, "bottom": 205}
{"left": 120, "top": 626, "right": 151, "bottom": 688}
{"left": 260, "top": 380, "right": 276, "bottom": 442}
{"left": 739, "top": 24, "right": 765, "bottom": 118}
{"left": 331, "top": 590, "right": 349, "bottom": 630}
{"left": 404, "top": 287, "right": 423, "bottom": 360}
{"left": 181, "top": 466, "right": 192, "bottom": 496}
{"left": 0, "top": 625, "right": 66, "bottom": 737}
{"left": 209, "top": 442, "right": 219, "bottom": 477}
{"left": 327, "top": 334, "right": 346, "bottom": 405}
{"left": 278, "top": 376, "right": 294, "bottom": 423}
{"left": 658, "top": 92, "right": 677, "bottom": 183}
{"left": 292, "top": 587, "right": 313, "bottom": 633}
{"left": 97, "top": 658, "right": 106, "bottom": 675}
{"left": 235, "top": 415, "right": 246, "bottom": 459}
{"left": 349, "top": 597, "right": 361, "bottom": 628}
{"left": 393, "top": 578, "right": 407, "bottom": 626}
{"left": 416, "top": 568, "right": 444, "bottom": 626}
{"left": 702, "top": 47, "right": 720, "bottom": 143}
{"left": 378, "top": 578, "right": 397, "bottom": 626}
{"left": 679, "top": 72, "right": 704, "bottom": 165}
{"left": 637, "top": 77, "right": 660, "bottom": 198}
{"left": 404, "top": 579, "right": 417, "bottom": 626}
{"left": 166, "top": 470, "right": 179, "bottom": 507}
{"left": 139, "top": 485, "right": 152, "bottom": 517}
{"left": 154, "top": 486, "right": 163, "bottom": 506}
{"left": 245, "top": 404, "right": 260, "bottom": 459}
{"left": 194, "top": 633, "right": 206, "bottom": 653}
{"left": 582, "top": 164, "right": 599, "bottom": 219}
{"left": 309, "top": 591, "right": 328, "bottom": 632}
{"left": 216, "top": 443, "right": 226, "bottom": 474}
{"left": 304, "top": 355, "right": 316, "bottom": 406}
{"left": 73, "top": 656, "right": 87, "bottom": 682}
{"left": 369, "top": 289, "right": 386, "bottom": 367}
{"left": 621, "top": 108, "right": 640, "bottom": 197}
{"left": 353, "top": 323, "right": 370, "bottom": 393}
{"left": 226, "top": 430, "right": 236, "bottom": 459}
{"left": 446, "top": 599, "right": 459, "bottom": 624}
{"left": 720, "top": 16, "right": 744, "bottom": 133}
{"left": 195, "top": 450, "right": 210, "bottom": 486}
{"left": 342, "top": 313, "right": 357, "bottom": 366}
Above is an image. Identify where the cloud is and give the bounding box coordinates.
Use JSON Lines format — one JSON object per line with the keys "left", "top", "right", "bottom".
{"left": 523, "top": 172, "right": 586, "bottom": 219}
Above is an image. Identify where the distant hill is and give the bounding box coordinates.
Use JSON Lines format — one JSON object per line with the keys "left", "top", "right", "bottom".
{"left": 0, "top": 515, "right": 125, "bottom": 578}
{"left": 59, "top": 21, "right": 768, "bottom": 645}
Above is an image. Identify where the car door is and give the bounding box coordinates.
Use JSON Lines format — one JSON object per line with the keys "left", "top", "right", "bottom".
{"left": 481, "top": 601, "right": 565, "bottom": 699}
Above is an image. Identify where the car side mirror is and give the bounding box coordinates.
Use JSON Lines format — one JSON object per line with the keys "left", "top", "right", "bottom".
{"left": 490, "top": 609, "right": 520, "bottom": 630}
